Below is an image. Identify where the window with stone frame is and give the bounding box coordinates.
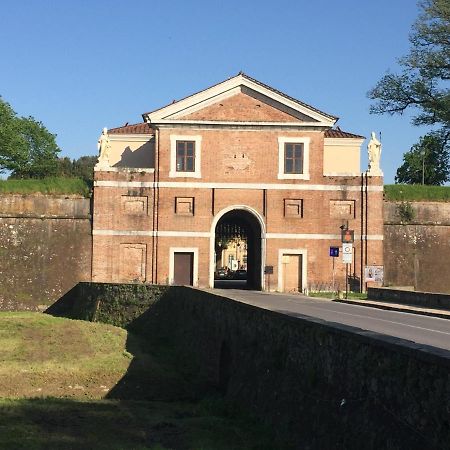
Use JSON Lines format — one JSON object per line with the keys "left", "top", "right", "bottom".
{"left": 284, "top": 143, "right": 304, "bottom": 174}
{"left": 176, "top": 140, "right": 195, "bottom": 172}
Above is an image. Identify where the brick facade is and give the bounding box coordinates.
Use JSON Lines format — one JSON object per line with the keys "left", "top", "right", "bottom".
{"left": 92, "top": 73, "right": 383, "bottom": 292}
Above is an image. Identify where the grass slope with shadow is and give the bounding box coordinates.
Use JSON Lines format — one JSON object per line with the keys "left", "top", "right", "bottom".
{"left": 0, "top": 312, "right": 286, "bottom": 450}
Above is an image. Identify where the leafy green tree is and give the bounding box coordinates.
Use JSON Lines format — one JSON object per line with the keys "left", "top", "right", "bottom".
{"left": 56, "top": 157, "right": 74, "bottom": 178}
{"left": 395, "top": 131, "right": 449, "bottom": 184}
{"left": 0, "top": 97, "right": 60, "bottom": 178}
{"left": 368, "top": 0, "right": 450, "bottom": 132}
{"left": 56, "top": 155, "right": 97, "bottom": 185}
{"left": 72, "top": 155, "right": 97, "bottom": 184}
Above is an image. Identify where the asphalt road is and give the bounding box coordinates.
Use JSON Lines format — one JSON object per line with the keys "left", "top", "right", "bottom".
{"left": 211, "top": 288, "right": 450, "bottom": 352}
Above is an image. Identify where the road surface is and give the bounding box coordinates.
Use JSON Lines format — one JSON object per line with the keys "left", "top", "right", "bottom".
{"left": 211, "top": 288, "right": 450, "bottom": 352}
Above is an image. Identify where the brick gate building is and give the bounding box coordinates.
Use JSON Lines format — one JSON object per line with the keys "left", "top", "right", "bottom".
{"left": 92, "top": 73, "right": 383, "bottom": 292}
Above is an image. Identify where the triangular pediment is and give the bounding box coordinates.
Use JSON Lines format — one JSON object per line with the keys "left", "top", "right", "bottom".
{"left": 143, "top": 73, "right": 337, "bottom": 127}
{"left": 168, "top": 88, "right": 318, "bottom": 123}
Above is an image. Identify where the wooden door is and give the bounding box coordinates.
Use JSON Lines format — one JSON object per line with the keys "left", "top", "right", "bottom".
{"left": 173, "top": 252, "right": 194, "bottom": 286}
{"left": 282, "top": 254, "right": 302, "bottom": 292}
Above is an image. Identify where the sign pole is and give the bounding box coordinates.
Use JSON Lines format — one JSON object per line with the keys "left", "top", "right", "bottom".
{"left": 332, "top": 257, "right": 335, "bottom": 294}
{"left": 346, "top": 263, "right": 348, "bottom": 299}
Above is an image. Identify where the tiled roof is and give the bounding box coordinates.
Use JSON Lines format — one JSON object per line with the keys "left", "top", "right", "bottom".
{"left": 324, "top": 128, "right": 365, "bottom": 139}
{"left": 143, "top": 72, "right": 338, "bottom": 121}
{"left": 108, "top": 123, "right": 152, "bottom": 134}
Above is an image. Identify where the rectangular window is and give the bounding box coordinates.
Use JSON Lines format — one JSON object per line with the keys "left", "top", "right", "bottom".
{"left": 176, "top": 141, "right": 195, "bottom": 172}
{"left": 284, "top": 143, "right": 303, "bottom": 174}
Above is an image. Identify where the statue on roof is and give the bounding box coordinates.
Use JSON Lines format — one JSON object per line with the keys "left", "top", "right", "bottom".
{"left": 96, "top": 127, "right": 111, "bottom": 168}
{"left": 367, "top": 131, "right": 383, "bottom": 176}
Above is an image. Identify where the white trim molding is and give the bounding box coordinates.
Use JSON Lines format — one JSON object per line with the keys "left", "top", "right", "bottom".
{"left": 169, "top": 247, "right": 199, "bottom": 287}
{"left": 94, "top": 167, "right": 155, "bottom": 173}
{"left": 266, "top": 233, "right": 384, "bottom": 240}
{"left": 93, "top": 230, "right": 211, "bottom": 238}
{"left": 323, "top": 172, "right": 361, "bottom": 177}
{"left": 94, "top": 180, "right": 384, "bottom": 192}
{"left": 169, "top": 135, "right": 202, "bottom": 178}
{"left": 92, "top": 229, "right": 383, "bottom": 240}
{"left": 324, "top": 137, "right": 364, "bottom": 146}
{"left": 278, "top": 248, "right": 308, "bottom": 293}
{"left": 277, "top": 136, "right": 310, "bottom": 180}
{"left": 109, "top": 134, "right": 153, "bottom": 142}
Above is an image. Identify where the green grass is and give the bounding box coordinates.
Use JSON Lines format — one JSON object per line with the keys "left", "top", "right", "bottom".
{"left": 0, "top": 397, "right": 280, "bottom": 450}
{"left": 0, "top": 312, "right": 131, "bottom": 398}
{"left": 0, "top": 177, "right": 90, "bottom": 196}
{"left": 0, "top": 312, "right": 287, "bottom": 449}
{"left": 309, "top": 291, "right": 368, "bottom": 300}
{"left": 384, "top": 184, "right": 450, "bottom": 202}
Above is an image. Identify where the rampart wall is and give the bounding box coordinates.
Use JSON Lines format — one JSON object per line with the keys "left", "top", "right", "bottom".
{"left": 2, "top": 195, "right": 450, "bottom": 310}
{"left": 384, "top": 201, "right": 450, "bottom": 293}
{"left": 0, "top": 194, "right": 91, "bottom": 310}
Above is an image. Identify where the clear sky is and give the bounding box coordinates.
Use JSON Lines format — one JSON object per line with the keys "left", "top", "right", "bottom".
{"left": 0, "top": 0, "right": 429, "bottom": 183}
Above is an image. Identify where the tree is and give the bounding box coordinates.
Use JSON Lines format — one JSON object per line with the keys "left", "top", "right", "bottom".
{"left": 368, "top": 0, "right": 450, "bottom": 133}
{"left": 72, "top": 155, "right": 97, "bottom": 184}
{"left": 56, "top": 155, "right": 97, "bottom": 186}
{"left": 395, "top": 131, "right": 449, "bottom": 184}
{"left": 0, "top": 97, "right": 60, "bottom": 178}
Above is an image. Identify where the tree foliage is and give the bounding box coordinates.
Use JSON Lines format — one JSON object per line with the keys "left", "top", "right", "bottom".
{"left": 395, "top": 131, "right": 449, "bottom": 184}
{"left": 368, "top": 0, "right": 450, "bottom": 131}
{"left": 0, "top": 97, "right": 60, "bottom": 178}
{"left": 56, "top": 155, "right": 97, "bottom": 185}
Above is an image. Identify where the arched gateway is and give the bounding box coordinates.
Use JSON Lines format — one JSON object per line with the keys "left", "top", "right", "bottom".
{"left": 210, "top": 206, "right": 265, "bottom": 290}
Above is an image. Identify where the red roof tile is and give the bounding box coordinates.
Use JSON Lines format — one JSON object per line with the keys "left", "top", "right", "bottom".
{"left": 108, "top": 123, "right": 152, "bottom": 134}
{"left": 324, "top": 128, "right": 365, "bottom": 139}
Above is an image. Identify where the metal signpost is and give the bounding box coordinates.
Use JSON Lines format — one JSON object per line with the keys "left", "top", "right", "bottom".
{"left": 341, "top": 230, "right": 354, "bottom": 299}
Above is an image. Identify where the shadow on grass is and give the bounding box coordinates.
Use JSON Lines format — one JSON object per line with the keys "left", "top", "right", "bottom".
{"left": 39, "top": 287, "right": 284, "bottom": 449}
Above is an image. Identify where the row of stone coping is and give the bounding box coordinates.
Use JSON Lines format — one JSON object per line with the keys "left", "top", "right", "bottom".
{"left": 73, "top": 282, "right": 450, "bottom": 366}
{"left": 368, "top": 286, "right": 450, "bottom": 310}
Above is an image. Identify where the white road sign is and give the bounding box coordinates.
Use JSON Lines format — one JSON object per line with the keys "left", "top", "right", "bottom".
{"left": 342, "top": 244, "right": 353, "bottom": 264}
{"left": 342, "top": 244, "right": 353, "bottom": 255}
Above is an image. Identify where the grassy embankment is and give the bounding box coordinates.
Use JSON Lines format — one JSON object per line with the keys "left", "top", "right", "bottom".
{"left": 384, "top": 184, "right": 450, "bottom": 201}
{"left": 0, "top": 312, "right": 283, "bottom": 450}
{"left": 0, "top": 177, "right": 90, "bottom": 197}
{"left": 308, "top": 291, "right": 368, "bottom": 300}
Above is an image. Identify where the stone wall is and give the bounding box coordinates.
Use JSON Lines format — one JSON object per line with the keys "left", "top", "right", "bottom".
{"left": 3, "top": 195, "right": 450, "bottom": 310}
{"left": 0, "top": 195, "right": 92, "bottom": 310}
{"left": 48, "top": 283, "right": 450, "bottom": 450}
{"left": 384, "top": 201, "right": 450, "bottom": 293}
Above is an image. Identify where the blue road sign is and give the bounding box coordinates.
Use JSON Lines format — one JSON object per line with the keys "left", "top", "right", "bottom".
{"left": 329, "top": 246, "right": 339, "bottom": 257}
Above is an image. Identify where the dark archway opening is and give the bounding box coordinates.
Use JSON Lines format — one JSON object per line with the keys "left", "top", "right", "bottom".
{"left": 214, "top": 209, "right": 262, "bottom": 290}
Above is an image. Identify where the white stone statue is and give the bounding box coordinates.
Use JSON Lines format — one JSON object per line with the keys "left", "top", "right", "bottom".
{"left": 367, "top": 131, "right": 383, "bottom": 176}
{"left": 96, "top": 127, "right": 111, "bottom": 168}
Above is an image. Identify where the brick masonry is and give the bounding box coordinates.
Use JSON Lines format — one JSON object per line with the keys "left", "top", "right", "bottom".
{"left": 91, "top": 76, "right": 384, "bottom": 291}
{"left": 1, "top": 196, "right": 450, "bottom": 309}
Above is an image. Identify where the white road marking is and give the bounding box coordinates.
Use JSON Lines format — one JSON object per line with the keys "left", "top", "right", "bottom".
{"left": 281, "top": 300, "right": 450, "bottom": 335}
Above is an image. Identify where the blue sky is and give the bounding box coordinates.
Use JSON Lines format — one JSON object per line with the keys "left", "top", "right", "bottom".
{"left": 0, "top": 0, "right": 428, "bottom": 183}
